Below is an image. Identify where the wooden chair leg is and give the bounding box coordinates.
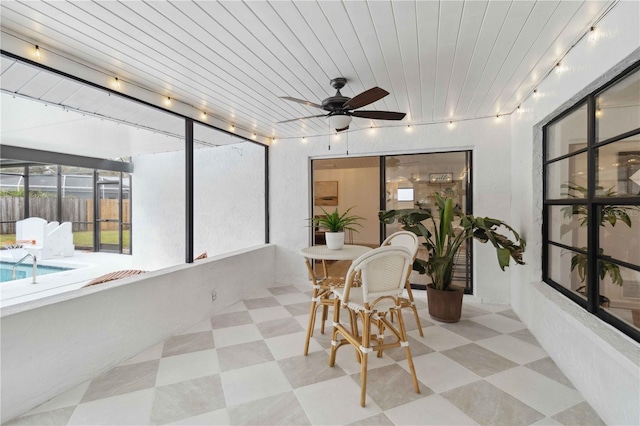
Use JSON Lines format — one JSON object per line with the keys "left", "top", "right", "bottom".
{"left": 395, "top": 307, "right": 420, "bottom": 394}
{"left": 304, "top": 297, "right": 319, "bottom": 356}
{"left": 360, "top": 311, "right": 371, "bottom": 407}
{"left": 405, "top": 282, "right": 424, "bottom": 337}
{"left": 329, "top": 298, "right": 341, "bottom": 367}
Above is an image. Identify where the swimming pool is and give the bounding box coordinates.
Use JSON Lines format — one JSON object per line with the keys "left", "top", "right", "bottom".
{"left": 0, "top": 261, "right": 73, "bottom": 283}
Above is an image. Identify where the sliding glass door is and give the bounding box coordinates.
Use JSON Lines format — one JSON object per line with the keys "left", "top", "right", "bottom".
{"left": 384, "top": 151, "right": 472, "bottom": 292}
{"left": 311, "top": 151, "right": 472, "bottom": 293}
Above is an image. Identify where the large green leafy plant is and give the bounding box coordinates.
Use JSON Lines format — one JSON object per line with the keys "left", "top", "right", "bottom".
{"left": 379, "top": 193, "right": 526, "bottom": 291}
{"left": 310, "top": 207, "right": 364, "bottom": 233}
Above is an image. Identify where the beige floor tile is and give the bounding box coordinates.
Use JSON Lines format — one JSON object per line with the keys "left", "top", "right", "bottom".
{"left": 476, "top": 334, "right": 548, "bottom": 365}
{"left": 150, "top": 376, "right": 225, "bottom": 425}
{"left": 221, "top": 361, "right": 292, "bottom": 406}
{"left": 167, "top": 408, "right": 230, "bottom": 425}
{"left": 81, "top": 360, "right": 159, "bottom": 403}
{"left": 216, "top": 340, "right": 274, "bottom": 372}
{"left": 470, "top": 313, "right": 526, "bottom": 334}
{"left": 415, "top": 325, "right": 472, "bottom": 351}
{"left": 408, "top": 352, "right": 482, "bottom": 393}
{"left": 4, "top": 407, "right": 76, "bottom": 426}
{"left": 161, "top": 331, "right": 215, "bottom": 358}
{"left": 385, "top": 394, "right": 479, "bottom": 425}
{"left": 70, "top": 389, "right": 155, "bottom": 425}
{"left": 265, "top": 331, "right": 323, "bottom": 359}
{"left": 23, "top": 380, "right": 90, "bottom": 416}
{"left": 278, "top": 351, "right": 347, "bottom": 388}
{"left": 156, "top": 349, "right": 219, "bottom": 387}
{"left": 551, "top": 401, "right": 605, "bottom": 425}
{"left": 227, "top": 391, "right": 311, "bottom": 425}
{"left": 247, "top": 305, "right": 292, "bottom": 323}
{"left": 211, "top": 323, "right": 262, "bottom": 348}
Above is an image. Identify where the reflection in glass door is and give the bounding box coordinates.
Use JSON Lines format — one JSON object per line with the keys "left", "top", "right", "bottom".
{"left": 384, "top": 151, "right": 472, "bottom": 293}
{"left": 95, "top": 180, "right": 121, "bottom": 253}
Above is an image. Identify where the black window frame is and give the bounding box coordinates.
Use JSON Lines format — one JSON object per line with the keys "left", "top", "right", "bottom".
{"left": 542, "top": 60, "right": 640, "bottom": 344}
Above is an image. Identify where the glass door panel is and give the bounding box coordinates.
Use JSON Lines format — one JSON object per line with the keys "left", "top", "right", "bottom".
{"left": 96, "top": 181, "right": 121, "bottom": 252}
{"left": 384, "top": 151, "right": 472, "bottom": 292}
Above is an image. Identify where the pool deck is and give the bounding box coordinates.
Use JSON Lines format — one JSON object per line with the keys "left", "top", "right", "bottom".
{"left": 0, "top": 251, "right": 135, "bottom": 310}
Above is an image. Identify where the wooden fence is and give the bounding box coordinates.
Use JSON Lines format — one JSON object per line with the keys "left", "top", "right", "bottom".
{"left": 0, "top": 197, "right": 129, "bottom": 234}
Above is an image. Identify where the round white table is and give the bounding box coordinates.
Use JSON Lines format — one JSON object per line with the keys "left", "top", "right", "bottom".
{"left": 299, "top": 244, "right": 372, "bottom": 355}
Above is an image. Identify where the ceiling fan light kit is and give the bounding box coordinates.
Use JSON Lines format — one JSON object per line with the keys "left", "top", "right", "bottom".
{"left": 279, "top": 77, "right": 406, "bottom": 132}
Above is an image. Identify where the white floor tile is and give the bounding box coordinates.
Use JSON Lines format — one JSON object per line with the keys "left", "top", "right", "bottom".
{"left": 26, "top": 380, "right": 91, "bottom": 415}
{"left": 167, "top": 408, "right": 230, "bottom": 425}
{"left": 385, "top": 394, "right": 479, "bottom": 425}
{"left": 220, "top": 361, "right": 292, "bottom": 406}
{"left": 119, "top": 343, "right": 164, "bottom": 366}
{"left": 273, "top": 292, "right": 311, "bottom": 305}
{"left": 156, "top": 349, "right": 219, "bottom": 387}
{"left": 295, "top": 375, "right": 382, "bottom": 425}
{"left": 248, "top": 305, "right": 292, "bottom": 323}
{"left": 67, "top": 389, "right": 154, "bottom": 425}
{"left": 415, "top": 324, "right": 472, "bottom": 351}
{"left": 470, "top": 313, "right": 525, "bottom": 334}
{"left": 486, "top": 366, "right": 584, "bottom": 416}
{"left": 212, "top": 324, "right": 262, "bottom": 348}
{"left": 476, "top": 334, "right": 548, "bottom": 365}
{"left": 265, "top": 331, "right": 322, "bottom": 359}
{"left": 407, "top": 352, "right": 481, "bottom": 393}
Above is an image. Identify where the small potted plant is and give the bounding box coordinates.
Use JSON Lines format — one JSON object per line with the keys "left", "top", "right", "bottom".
{"left": 379, "top": 193, "right": 526, "bottom": 322}
{"left": 309, "top": 207, "right": 364, "bottom": 250}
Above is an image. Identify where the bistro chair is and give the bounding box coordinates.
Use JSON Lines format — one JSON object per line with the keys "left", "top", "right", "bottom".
{"left": 382, "top": 231, "right": 424, "bottom": 337}
{"left": 329, "top": 245, "right": 420, "bottom": 406}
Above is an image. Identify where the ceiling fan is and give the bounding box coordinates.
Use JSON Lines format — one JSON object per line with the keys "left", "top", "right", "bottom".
{"left": 278, "top": 77, "right": 406, "bottom": 132}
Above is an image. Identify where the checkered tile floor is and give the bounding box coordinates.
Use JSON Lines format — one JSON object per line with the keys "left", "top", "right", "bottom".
{"left": 6, "top": 285, "right": 604, "bottom": 425}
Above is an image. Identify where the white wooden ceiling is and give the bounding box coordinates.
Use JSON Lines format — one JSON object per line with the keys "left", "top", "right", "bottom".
{"left": 0, "top": 0, "right": 615, "bottom": 140}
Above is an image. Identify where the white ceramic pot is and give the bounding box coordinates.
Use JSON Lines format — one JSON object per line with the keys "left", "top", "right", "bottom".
{"left": 325, "top": 231, "right": 345, "bottom": 250}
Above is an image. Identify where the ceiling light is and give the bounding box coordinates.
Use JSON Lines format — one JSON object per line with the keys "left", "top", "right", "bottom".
{"left": 448, "top": 121, "right": 454, "bottom": 129}
{"left": 533, "top": 89, "right": 539, "bottom": 99}
{"left": 115, "top": 77, "right": 120, "bottom": 89}
{"left": 252, "top": 133, "right": 257, "bottom": 139}
{"left": 327, "top": 114, "right": 352, "bottom": 131}
{"left": 588, "top": 26, "right": 599, "bottom": 42}
{"left": 201, "top": 111, "right": 207, "bottom": 120}
{"left": 35, "top": 45, "right": 41, "bottom": 59}
{"left": 165, "top": 96, "right": 171, "bottom": 106}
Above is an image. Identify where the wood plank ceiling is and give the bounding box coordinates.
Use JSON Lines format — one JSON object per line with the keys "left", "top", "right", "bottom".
{"left": 0, "top": 0, "right": 615, "bottom": 140}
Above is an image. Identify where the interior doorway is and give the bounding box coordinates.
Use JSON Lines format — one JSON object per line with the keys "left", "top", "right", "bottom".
{"left": 311, "top": 151, "right": 472, "bottom": 293}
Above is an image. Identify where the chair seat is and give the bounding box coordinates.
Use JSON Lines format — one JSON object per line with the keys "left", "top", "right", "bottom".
{"left": 333, "top": 287, "right": 397, "bottom": 313}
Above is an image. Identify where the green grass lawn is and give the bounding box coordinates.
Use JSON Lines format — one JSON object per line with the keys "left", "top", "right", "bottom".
{"left": 1, "top": 231, "right": 130, "bottom": 247}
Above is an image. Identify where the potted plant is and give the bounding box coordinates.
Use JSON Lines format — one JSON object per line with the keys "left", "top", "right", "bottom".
{"left": 379, "top": 193, "right": 526, "bottom": 322}
{"left": 309, "top": 207, "right": 364, "bottom": 250}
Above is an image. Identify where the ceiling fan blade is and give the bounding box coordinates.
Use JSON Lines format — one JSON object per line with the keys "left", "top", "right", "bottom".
{"left": 277, "top": 114, "right": 326, "bottom": 124}
{"left": 280, "top": 96, "right": 323, "bottom": 109}
{"left": 343, "top": 87, "right": 389, "bottom": 109}
{"left": 351, "top": 110, "right": 406, "bottom": 120}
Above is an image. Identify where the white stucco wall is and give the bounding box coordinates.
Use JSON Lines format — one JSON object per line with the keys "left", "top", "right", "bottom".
{"left": 510, "top": 2, "right": 640, "bottom": 424}
{"left": 271, "top": 116, "right": 514, "bottom": 303}
{"left": 0, "top": 244, "right": 275, "bottom": 424}
{"left": 132, "top": 141, "right": 266, "bottom": 269}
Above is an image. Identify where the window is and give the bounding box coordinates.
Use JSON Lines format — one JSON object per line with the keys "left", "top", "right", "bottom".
{"left": 543, "top": 63, "right": 640, "bottom": 343}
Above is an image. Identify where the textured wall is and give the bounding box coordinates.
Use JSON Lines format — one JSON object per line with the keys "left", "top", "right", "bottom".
{"left": 270, "top": 117, "right": 514, "bottom": 303}
{"left": 510, "top": 1, "right": 640, "bottom": 424}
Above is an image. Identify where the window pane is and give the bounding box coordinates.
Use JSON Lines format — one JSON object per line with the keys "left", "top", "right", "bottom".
{"left": 547, "top": 205, "right": 588, "bottom": 248}
{"left": 29, "top": 165, "right": 58, "bottom": 222}
{"left": 599, "top": 205, "right": 640, "bottom": 266}
{"left": 596, "top": 68, "right": 640, "bottom": 143}
{"left": 548, "top": 244, "right": 588, "bottom": 300}
{"left": 596, "top": 136, "right": 640, "bottom": 197}
{"left": 0, "top": 169, "right": 25, "bottom": 239}
{"left": 546, "top": 152, "right": 588, "bottom": 199}
{"left": 193, "top": 123, "right": 266, "bottom": 259}
{"left": 60, "top": 166, "right": 93, "bottom": 251}
{"left": 600, "top": 264, "right": 640, "bottom": 332}
{"left": 545, "top": 105, "right": 587, "bottom": 160}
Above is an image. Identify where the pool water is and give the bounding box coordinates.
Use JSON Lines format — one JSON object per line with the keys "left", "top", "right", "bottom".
{"left": 0, "top": 261, "right": 73, "bottom": 283}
